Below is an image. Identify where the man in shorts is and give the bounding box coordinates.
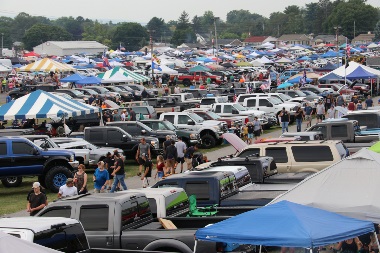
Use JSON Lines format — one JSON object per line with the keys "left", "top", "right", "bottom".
{"left": 246, "top": 122, "right": 254, "bottom": 144}
{"left": 316, "top": 100, "right": 325, "bottom": 123}
{"left": 304, "top": 102, "right": 313, "bottom": 128}
{"left": 174, "top": 137, "right": 187, "bottom": 173}
{"left": 165, "top": 140, "right": 177, "bottom": 174}
{"left": 253, "top": 117, "right": 262, "bottom": 140}
{"left": 135, "top": 138, "right": 151, "bottom": 176}
{"left": 140, "top": 154, "right": 152, "bottom": 188}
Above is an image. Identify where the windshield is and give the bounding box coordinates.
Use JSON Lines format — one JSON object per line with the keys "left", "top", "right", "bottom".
{"left": 129, "top": 86, "right": 139, "bottom": 91}
{"left": 95, "top": 87, "right": 109, "bottom": 93}
{"left": 268, "top": 97, "right": 281, "bottom": 105}
{"left": 278, "top": 93, "right": 292, "bottom": 101}
{"left": 233, "top": 103, "right": 247, "bottom": 111}
{"left": 110, "top": 87, "right": 122, "bottom": 92}
{"left": 70, "top": 90, "right": 84, "bottom": 96}
{"left": 162, "top": 121, "right": 176, "bottom": 130}
{"left": 189, "top": 113, "right": 205, "bottom": 123}
{"left": 82, "top": 89, "right": 98, "bottom": 95}
{"left": 206, "top": 111, "right": 221, "bottom": 119}
{"left": 305, "top": 90, "right": 317, "bottom": 96}
{"left": 140, "top": 123, "right": 153, "bottom": 131}
{"left": 270, "top": 97, "right": 283, "bottom": 104}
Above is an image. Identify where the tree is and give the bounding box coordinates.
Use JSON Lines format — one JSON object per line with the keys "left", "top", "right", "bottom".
{"left": 374, "top": 21, "right": 380, "bottom": 42}
{"left": 82, "top": 20, "right": 114, "bottom": 47}
{"left": 11, "top": 12, "right": 51, "bottom": 42}
{"left": 171, "top": 11, "right": 196, "bottom": 46}
{"left": 0, "top": 17, "right": 14, "bottom": 50}
{"left": 23, "top": 24, "right": 72, "bottom": 50}
{"left": 146, "top": 17, "right": 171, "bottom": 42}
{"left": 112, "top": 22, "right": 148, "bottom": 51}
{"left": 53, "top": 16, "right": 84, "bottom": 40}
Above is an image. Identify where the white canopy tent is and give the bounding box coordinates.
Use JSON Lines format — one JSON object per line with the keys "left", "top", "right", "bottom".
{"left": 152, "top": 64, "right": 179, "bottom": 74}
{"left": 250, "top": 60, "right": 264, "bottom": 66}
{"left": 270, "top": 148, "right": 380, "bottom": 224}
{"left": 257, "top": 56, "right": 274, "bottom": 64}
{"left": 101, "top": 71, "right": 134, "bottom": 83}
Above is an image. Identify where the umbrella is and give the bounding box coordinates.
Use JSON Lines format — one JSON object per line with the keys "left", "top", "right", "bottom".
{"left": 277, "top": 82, "right": 294, "bottom": 89}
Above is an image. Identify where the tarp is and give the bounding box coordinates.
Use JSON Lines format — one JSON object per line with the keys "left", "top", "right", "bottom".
{"left": 0, "top": 231, "right": 60, "bottom": 252}
{"left": 189, "top": 65, "right": 210, "bottom": 73}
{"left": 277, "top": 82, "right": 294, "bottom": 89}
{"left": 271, "top": 148, "right": 380, "bottom": 224}
{"left": 0, "top": 90, "right": 100, "bottom": 120}
{"left": 60, "top": 73, "right": 86, "bottom": 83}
{"left": 76, "top": 76, "right": 102, "bottom": 85}
{"left": 18, "top": 58, "right": 75, "bottom": 72}
{"left": 195, "top": 200, "right": 374, "bottom": 247}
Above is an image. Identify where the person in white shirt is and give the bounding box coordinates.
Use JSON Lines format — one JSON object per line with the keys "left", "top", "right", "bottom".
{"left": 174, "top": 137, "right": 187, "bottom": 173}
{"left": 58, "top": 178, "right": 78, "bottom": 198}
{"left": 174, "top": 85, "right": 181, "bottom": 94}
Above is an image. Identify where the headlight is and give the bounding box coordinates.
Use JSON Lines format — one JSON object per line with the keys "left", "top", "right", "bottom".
{"left": 70, "top": 155, "right": 75, "bottom": 162}
{"left": 189, "top": 133, "right": 197, "bottom": 139}
{"left": 213, "top": 125, "right": 221, "bottom": 131}
{"left": 135, "top": 91, "right": 141, "bottom": 95}
{"left": 170, "top": 135, "right": 177, "bottom": 140}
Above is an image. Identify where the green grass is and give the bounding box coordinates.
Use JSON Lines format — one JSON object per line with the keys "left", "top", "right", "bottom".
{"left": 0, "top": 163, "right": 139, "bottom": 216}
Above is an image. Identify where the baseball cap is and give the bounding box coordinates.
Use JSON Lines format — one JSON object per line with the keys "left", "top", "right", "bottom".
{"left": 32, "top": 182, "right": 40, "bottom": 188}
{"left": 66, "top": 178, "right": 74, "bottom": 184}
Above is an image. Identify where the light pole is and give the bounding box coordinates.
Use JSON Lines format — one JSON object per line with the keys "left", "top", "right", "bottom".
{"left": 1, "top": 33, "right": 3, "bottom": 57}
{"left": 148, "top": 30, "right": 155, "bottom": 83}
{"left": 334, "top": 26, "right": 341, "bottom": 67}
{"left": 214, "top": 17, "right": 219, "bottom": 57}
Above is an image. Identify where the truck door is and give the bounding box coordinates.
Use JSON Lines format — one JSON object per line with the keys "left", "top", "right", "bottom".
{"left": 10, "top": 141, "right": 45, "bottom": 175}
{"left": 330, "top": 124, "right": 350, "bottom": 142}
{"left": 258, "top": 99, "right": 272, "bottom": 113}
{"left": 0, "top": 142, "right": 11, "bottom": 177}
{"left": 106, "top": 129, "right": 133, "bottom": 151}
{"left": 177, "top": 115, "right": 196, "bottom": 131}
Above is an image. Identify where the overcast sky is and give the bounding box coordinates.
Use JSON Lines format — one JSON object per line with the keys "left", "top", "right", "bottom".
{"left": 1, "top": 0, "right": 380, "bottom": 24}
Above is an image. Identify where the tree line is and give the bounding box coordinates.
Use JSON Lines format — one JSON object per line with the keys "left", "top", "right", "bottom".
{"left": 0, "top": 0, "right": 379, "bottom": 52}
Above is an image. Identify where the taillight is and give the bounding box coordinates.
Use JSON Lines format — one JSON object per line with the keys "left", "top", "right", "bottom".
{"left": 148, "top": 114, "right": 151, "bottom": 118}
{"left": 171, "top": 108, "right": 174, "bottom": 112}
{"left": 245, "top": 118, "right": 249, "bottom": 124}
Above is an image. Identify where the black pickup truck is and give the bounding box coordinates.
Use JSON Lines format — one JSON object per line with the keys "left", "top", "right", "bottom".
{"left": 37, "top": 191, "right": 223, "bottom": 253}
{"left": 152, "top": 171, "right": 291, "bottom": 207}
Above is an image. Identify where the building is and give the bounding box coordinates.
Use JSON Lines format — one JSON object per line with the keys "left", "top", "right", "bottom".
{"left": 34, "top": 41, "right": 108, "bottom": 56}
{"left": 277, "top": 34, "right": 312, "bottom": 46}
{"left": 216, "top": 39, "right": 243, "bottom": 47}
{"left": 243, "top": 36, "right": 277, "bottom": 46}
{"left": 312, "top": 35, "right": 348, "bottom": 46}
{"left": 351, "top": 33, "right": 375, "bottom": 45}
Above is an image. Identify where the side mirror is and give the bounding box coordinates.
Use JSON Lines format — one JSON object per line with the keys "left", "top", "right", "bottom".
{"left": 141, "top": 129, "right": 146, "bottom": 135}
{"left": 187, "top": 120, "right": 195, "bottom": 125}
{"left": 122, "top": 134, "right": 130, "bottom": 141}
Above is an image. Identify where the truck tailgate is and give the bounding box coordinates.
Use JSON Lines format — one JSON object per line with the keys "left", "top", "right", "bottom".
{"left": 240, "top": 183, "right": 296, "bottom": 192}
{"left": 221, "top": 190, "right": 286, "bottom": 207}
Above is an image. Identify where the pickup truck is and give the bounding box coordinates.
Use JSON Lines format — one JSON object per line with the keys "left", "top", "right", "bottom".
{"left": 176, "top": 71, "right": 222, "bottom": 86}
{"left": 141, "top": 97, "right": 181, "bottom": 116}
{"left": 307, "top": 118, "right": 379, "bottom": 143}
{"left": 153, "top": 171, "right": 291, "bottom": 208}
{"left": 83, "top": 126, "right": 161, "bottom": 157}
{"left": 170, "top": 93, "right": 201, "bottom": 105}
{"left": 159, "top": 112, "right": 226, "bottom": 148}
{"left": 184, "top": 108, "right": 246, "bottom": 128}
{"left": 199, "top": 96, "right": 229, "bottom": 109}
{"left": 37, "top": 191, "right": 222, "bottom": 253}
{"left": 243, "top": 96, "right": 296, "bottom": 118}
{"left": 0, "top": 137, "right": 77, "bottom": 192}
{"left": 343, "top": 110, "right": 380, "bottom": 129}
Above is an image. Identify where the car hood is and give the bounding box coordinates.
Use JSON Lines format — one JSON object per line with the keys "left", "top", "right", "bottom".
{"left": 95, "top": 147, "right": 124, "bottom": 154}
{"left": 152, "top": 130, "right": 176, "bottom": 135}
{"left": 41, "top": 148, "right": 75, "bottom": 157}
{"left": 222, "top": 133, "right": 248, "bottom": 152}
{"left": 201, "top": 120, "right": 223, "bottom": 126}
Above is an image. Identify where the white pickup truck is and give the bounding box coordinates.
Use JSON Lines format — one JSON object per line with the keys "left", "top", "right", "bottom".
{"left": 243, "top": 97, "right": 296, "bottom": 117}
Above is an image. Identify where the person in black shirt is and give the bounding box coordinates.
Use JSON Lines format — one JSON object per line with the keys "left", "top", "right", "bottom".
{"left": 279, "top": 107, "right": 290, "bottom": 133}
{"left": 165, "top": 140, "right": 177, "bottom": 174}
{"left": 141, "top": 88, "right": 149, "bottom": 99}
{"left": 103, "top": 152, "right": 114, "bottom": 190}
{"left": 110, "top": 153, "right": 128, "bottom": 192}
{"left": 184, "top": 144, "right": 199, "bottom": 171}
{"left": 129, "top": 108, "right": 136, "bottom": 121}
{"left": 27, "top": 182, "right": 47, "bottom": 216}
{"left": 140, "top": 154, "right": 153, "bottom": 187}
{"left": 246, "top": 122, "right": 254, "bottom": 144}
{"left": 162, "top": 135, "right": 172, "bottom": 159}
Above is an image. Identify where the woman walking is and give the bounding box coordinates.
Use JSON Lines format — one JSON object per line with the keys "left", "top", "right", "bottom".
{"left": 74, "top": 164, "right": 88, "bottom": 194}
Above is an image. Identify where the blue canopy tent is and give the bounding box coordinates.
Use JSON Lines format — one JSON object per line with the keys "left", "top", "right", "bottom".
{"left": 60, "top": 73, "right": 86, "bottom": 83}
{"left": 321, "top": 51, "right": 343, "bottom": 58}
{"left": 346, "top": 66, "right": 378, "bottom": 80}
{"left": 317, "top": 62, "right": 338, "bottom": 72}
{"left": 319, "top": 72, "right": 343, "bottom": 81}
{"left": 76, "top": 76, "right": 102, "bottom": 85}
{"left": 277, "top": 82, "right": 294, "bottom": 89}
{"left": 0, "top": 90, "right": 99, "bottom": 120}
{"left": 195, "top": 201, "right": 374, "bottom": 248}
{"left": 287, "top": 76, "right": 313, "bottom": 84}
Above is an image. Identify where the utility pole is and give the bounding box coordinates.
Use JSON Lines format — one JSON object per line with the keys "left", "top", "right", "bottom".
{"left": 334, "top": 26, "right": 341, "bottom": 67}
{"left": 214, "top": 17, "right": 219, "bottom": 57}
{"left": 1, "top": 33, "right": 3, "bottom": 57}
{"left": 354, "top": 21, "right": 356, "bottom": 38}
{"left": 148, "top": 30, "right": 155, "bottom": 83}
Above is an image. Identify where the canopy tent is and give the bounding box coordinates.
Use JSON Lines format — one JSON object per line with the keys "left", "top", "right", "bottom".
{"left": 60, "top": 73, "right": 86, "bottom": 83}
{"left": 250, "top": 60, "right": 264, "bottom": 67}
{"left": 287, "top": 76, "right": 313, "bottom": 84}
{"left": 76, "top": 76, "right": 102, "bottom": 85}
{"left": 0, "top": 90, "right": 99, "bottom": 120}
{"left": 101, "top": 71, "right": 134, "bottom": 83}
{"left": 0, "top": 231, "right": 61, "bottom": 252}
{"left": 98, "top": 67, "right": 150, "bottom": 83}
{"left": 275, "top": 57, "right": 293, "bottom": 64}
{"left": 23, "top": 51, "right": 40, "bottom": 57}
{"left": 221, "top": 62, "right": 236, "bottom": 68}
{"left": 317, "top": 62, "right": 338, "bottom": 71}
{"left": 195, "top": 200, "right": 374, "bottom": 248}
{"left": 346, "top": 66, "right": 378, "bottom": 80}
{"left": 189, "top": 65, "right": 210, "bottom": 73}
{"left": 235, "top": 61, "right": 253, "bottom": 67}
{"left": 320, "top": 51, "right": 343, "bottom": 58}
{"left": 271, "top": 148, "right": 380, "bottom": 224}
{"left": 289, "top": 72, "right": 321, "bottom": 80}
{"left": 320, "top": 61, "right": 380, "bottom": 80}
{"left": 18, "top": 58, "right": 75, "bottom": 72}
{"left": 277, "top": 82, "right": 294, "bottom": 89}
{"left": 257, "top": 56, "right": 274, "bottom": 64}
{"left": 319, "top": 72, "right": 344, "bottom": 81}
{"left": 152, "top": 64, "right": 179, "bottom": 74}
{"left": 369, "top": 141, "right": 380, "bottom": 153}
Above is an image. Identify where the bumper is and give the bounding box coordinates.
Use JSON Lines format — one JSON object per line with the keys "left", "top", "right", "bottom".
{"left": 88, "top": 159, "right": 97, "bottom": 166}
{"left": 69, "top": 161, "right": 79, "bottom": 169}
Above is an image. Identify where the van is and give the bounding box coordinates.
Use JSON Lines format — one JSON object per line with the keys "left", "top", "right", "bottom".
{"left": 236, "top": 140, "right": 348, "bottom": 173}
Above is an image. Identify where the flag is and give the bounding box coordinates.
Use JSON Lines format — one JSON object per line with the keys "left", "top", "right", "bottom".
{"left": 120, "top": 47, "right": 125, "bottom": 51}
{"left": 152, "top": 62, "right": 162, "bottom": 71}
{"left": 260, "top": 75, "right": 271, "bottom": 91}
{"left": 233, "top": 93, "right": 237, "bottom": 102}
{"left": 300, "top": 68, "right": 307, "bottom": 87}
{"left": 346, "top": 43, "right": 351, "bottom": 59}
{"left": 102, "top": 49, "right": 111, "bottom": 69}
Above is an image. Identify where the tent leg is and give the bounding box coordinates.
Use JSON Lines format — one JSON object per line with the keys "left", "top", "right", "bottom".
{"left": 310, "top": 248, "right": 313, "bottom": 253}
{"left": 193, "top": 240, "right": 197, "bottom": 253}
{"left": 259, "top": 245, "right": 262, "bottom": 253}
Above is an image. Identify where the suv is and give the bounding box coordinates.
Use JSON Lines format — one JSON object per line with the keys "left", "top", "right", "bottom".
{"left": 9, "top": 84, "right": 57, "bottom": 99}
{"left": 235, "top": 140, "right": 348, "bottom": 173}
{"left": 107, "top": 121, "right": 177, "bottom": 149}
{"left": 54, "top": 89, "right": 90, "bottom": 103}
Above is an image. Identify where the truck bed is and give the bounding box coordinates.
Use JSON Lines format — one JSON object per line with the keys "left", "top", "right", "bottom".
{"left": 264, "top": 172, "right": 314, "bottom": 184}
{"left": 221, "top": 190, "right": 286, "bottom": 207}
{"left": 241, "top": 183, "right": 296, "bottom": 192}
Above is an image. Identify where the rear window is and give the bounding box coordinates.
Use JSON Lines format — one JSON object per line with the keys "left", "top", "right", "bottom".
{"left": 39, "top": 207, "right": 71, "bottom": 218}
{"left": 165, "top": 192, "right": 189, "bottom": 217}
{"left": 185, "top": 182, "right": 210, "bottom": 200}
{"left": 265, "top": 147, "right": 288, "bottom": 163}
{"left": 134, "top": 107, "right": 149, "bottom": 114}
{"left": 80, "top": 205, "right": 109, "bottom": 231}
{"left": 291, "top": 146, "right": 333, "bottom": 162}
{"left": 201, "top": 99, "right": 215, "bottom": 105}
{"left": 336, "top": 142, "right": 348, "bottom": 159}
{"left": 237, "top": 148, "right": 260, "bottom": 157}
{"left": 121, "top": 200, "right": 138, "bottom": 228}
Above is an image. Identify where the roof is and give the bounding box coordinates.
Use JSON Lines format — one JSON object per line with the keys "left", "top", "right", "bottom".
{"left": 123, "top": 187, "right": 185, "bottom": 197}
{"left": 278, "top": 34, "right": 311, "bottom": 42}
{"left": 352, "top": 33, "right": 375, "bottom": 42}
{"left": 44, "top": 41, "right": 107, "bottom": 49}
{"left": 157, "top": 171, "right": 233, "bottom": 180}
{"left": 244, "top": 36, "right": 269, "bottom": 43}
{"left": 56, "top": 192, "right": 146, "bottom": 203}
{"left": 244, "top": 140, "right": 341, "bottom": 148}
{"left": 0, "top": 217, "right": 77, "bottom": 233}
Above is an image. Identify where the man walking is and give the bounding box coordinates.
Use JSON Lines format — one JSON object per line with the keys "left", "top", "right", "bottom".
{"left": 316, "top": 100, "right": 325, "bottom": 123}
{"left": 110, "top": 152, "right": 128, "bottom": 192}
{"left": 304, "top": 102, "right": 313, "bottom": 128}
{"left": 279, "top": 107, "right": 290, "bottom": 133}
{"left": 165, "top": 140, "right": 178, "bottom": 174}
{"left": 175, "top": 137, "right": 187, "bottom": 173}
{"left": 27, "top": 182, "right": 47, "bottom": 216}
{"left": 135, "top": 138, "right": 151, "bottom": 176}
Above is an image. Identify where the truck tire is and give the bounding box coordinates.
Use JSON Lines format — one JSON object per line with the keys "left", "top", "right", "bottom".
{"left": 45, "top": 166, "right": 73, "bottom": 193}
{"left": 201, "top": 134, "right": 216, "bottom": 149}
{"left": 144, "top": 239, "right": 193, "bottom": 253}
{"left": 38, "top": 175, "right": 47, "bottom": 188}
{"left": 1, "top": 176, "right": 22, "bottom": 187}
{"left": 183, "top": 79, "right": 191, "bottom": 87}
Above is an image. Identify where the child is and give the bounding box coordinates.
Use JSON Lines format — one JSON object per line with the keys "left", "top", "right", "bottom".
{"left": 154, "top": 155, "right": 166, "bottom": 180}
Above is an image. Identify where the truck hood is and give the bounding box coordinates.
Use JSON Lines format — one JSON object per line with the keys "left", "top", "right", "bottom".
{"left": 41, "top": 148, "right": 75, "bottom": 157}
{"left": 152, "top": 130, "right": 176, "bottom": 136}
{"left": 95, "top": 147, "right": 124, "bottom": 154}
{"left": 239, "top": 110, "right": 266, "bottom": 116}
{"left": 201, "top": 120, "right": 223, "bottom": 126}
{"left": 222, "top": 133, "right": 248, "bottom": 152}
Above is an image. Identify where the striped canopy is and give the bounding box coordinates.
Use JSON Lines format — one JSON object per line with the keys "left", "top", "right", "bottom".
{"left": 0, "top": 90, "right": 99, "bottom": 120}
{"left": 18, "top": 58, "right": 76, "bottom": 72}
{"left": 98, "top": 67, "right": 150, "bottom": 83}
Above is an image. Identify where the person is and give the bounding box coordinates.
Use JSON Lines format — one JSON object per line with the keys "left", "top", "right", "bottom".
{"left": 155, "top": 155, "right": 166, "bottom": 179}
{"left": 129, "top": 108, "right": 136, "bottom": 121}
{"left": 348, "top": 99, "right": 355, "bottom": 111}
{"left": 162, "top": 135, "right": 172, "bottom": 158}
{"left": 6, "top": 93, "right": 11, "bottom": 103}
{"left": 112, "top": 110, "right": 121, "bottom": 121}
{"left": 334, "top": 237, "right": 363, "bottom": 253}
{"left": 57, "top": 178, "right": 78, "bottom": 198}
{"left": 369, "top": 233, "right": 379, "bottom": 253}
{"left": 304, "top": 102, "right": 313, "bottom": 128}
{"left": 103, "top": 152, "right": 114, "bottom": 190}
{"left": 336, "top": 94, "right": 345, "bottom": 107}
{"left": 184, "top": 144, "right": 199, "bottom": 171}
{"left": 246, "top": 122, "right": 254, "bottom": 144}
{"left": 199, "top": 83, "right": 206, "bottom": 89}
{"left": 316, "top": 101, "right": 325, "bottom": 123}
{"left": 165, "top": 140, "right": 178, "bottom": 174}
{"left": 295, "top": 107, "right": 304, "bottom": 132}
{"left": 325, "top": 94, "right": 333, "bottom": 110}
{"left": 241, "top": 123, "right": 248, "bottom": 143}
{"left": 140, "top": 154, "right": 153, "bottom": 187}
{"left": 26, "top": 182, "right": 47, "bottom": 216}
{"left": 327, "top": 104, "right": 336, "bottom": 119}
{"left": 174, "top": 85, "right": 181, "bottom": 94}
{"left": 93, "top": 161, "right": 109, "bottom": 193}
{"left": 141, "top": 88, "right": 149, "bottom": 99}
{"left": 121, "top": 109, "right": 128, "bottom": 121}
{"left": 356, "top": 100, "right": 363, "bottom": 110}
{"left": 74, "top": 164, "right": 88, "bottom": 194}
{"left": 175, "top": 137, "right": 187, "bottom": 173}
{"left": 253, "top": 117, "right": 262, "bottom": 140}
{"left": 164, "top": 85, "right": 169, "bottom": 96}
{"left": 101, "top": 101, "right": 107, "bottom": 109}
{"left": 365, "top": 95, "right": 374, "bottom": 109}
{"left": 136, "top": 138, "right": 151, "bottom": 176}
{"left": 110, "top": 152, "right": 128, "bottom": 192}
{"left": 279, "top": 107, "right": 290, "bottom": 133}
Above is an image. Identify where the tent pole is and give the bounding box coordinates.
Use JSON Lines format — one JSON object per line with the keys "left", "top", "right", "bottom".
{"left": 193, "top": 240, "right": 197, "bottom": 253}
{"left": 374, "top": 232, "right": 380, "bottom": 251}
{"left": 259, "top": 245, "right": 262, "bottom": 253}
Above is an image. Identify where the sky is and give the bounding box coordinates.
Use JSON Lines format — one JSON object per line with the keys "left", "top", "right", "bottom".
{"left": 1, "top": 0, "right": 380, "bottom": 24}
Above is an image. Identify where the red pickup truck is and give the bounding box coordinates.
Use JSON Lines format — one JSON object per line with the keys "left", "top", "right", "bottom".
{"left": 175, "top": 71, "right": 222, "bottom": 86}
